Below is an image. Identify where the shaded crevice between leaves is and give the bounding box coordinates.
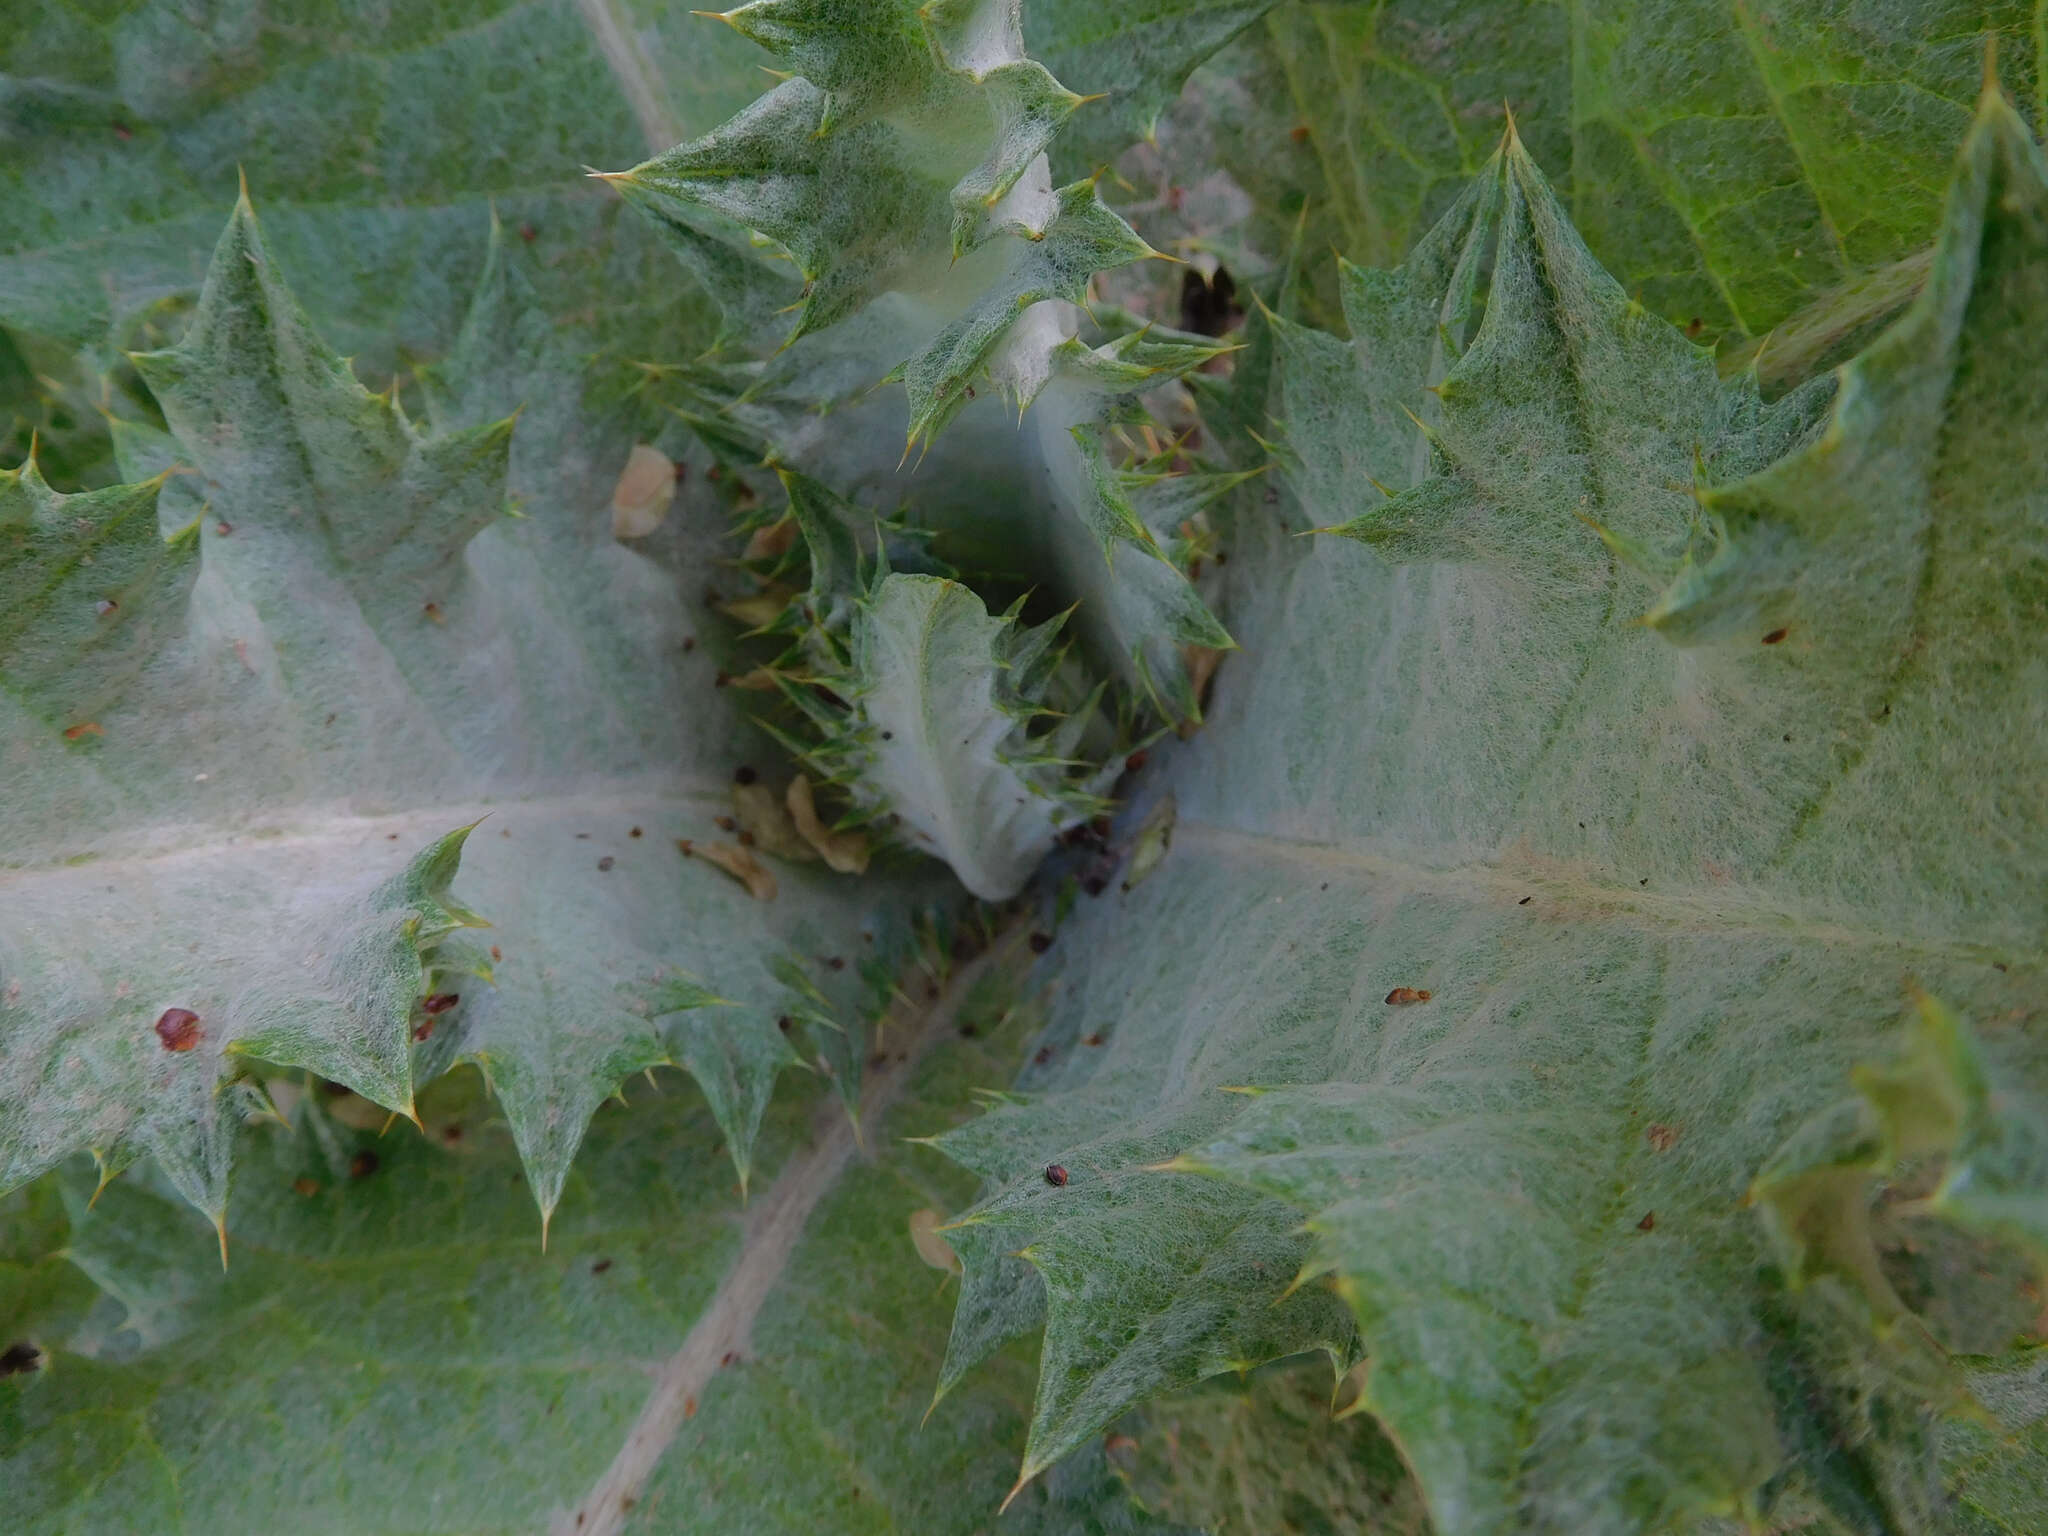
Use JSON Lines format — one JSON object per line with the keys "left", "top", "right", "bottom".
{"left": 558, "top": 922, "right": 1030, "bottom": 1536}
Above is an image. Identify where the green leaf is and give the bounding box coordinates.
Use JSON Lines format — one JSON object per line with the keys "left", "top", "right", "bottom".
{"left": 0, "top": 191, "right": 941, "bottom": 1229}
{"left": 929, "top": 90, "right": 2048, "bottom": 1531}
{"left": 1135, "top": 1, "right": 2045, "bottom": 347}
{"left": 839, "top": 574, "right": 1111, "bottom": 901}
{"left": 0, "top": 948, "right": 1196, "bottom": 1534}
{"left": 614, "top": 2, "right": 1234, "bottom": 718}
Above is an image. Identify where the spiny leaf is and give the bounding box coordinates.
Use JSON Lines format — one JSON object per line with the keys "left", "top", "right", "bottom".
{"left": 928, "top": 92, "right": 2048, "bottom": 1534}
{"left": 0, "top": 194, "right": 945, "bottom": 1229}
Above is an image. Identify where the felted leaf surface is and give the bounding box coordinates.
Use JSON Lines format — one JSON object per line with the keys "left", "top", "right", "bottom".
{"left": 0, "top": 960, "right": 1196, "bottom": 1534}
{"left": 0, "top": 191, "right": 945, "bottom": 1230}
{"left": 1132, "top": 0, "right": 2045, "bottom": 346}
{"left": 927, "top": 93, "right": 2048, "bottom": 1532}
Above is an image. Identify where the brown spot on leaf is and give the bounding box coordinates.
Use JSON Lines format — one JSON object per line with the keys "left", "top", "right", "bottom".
{"left": 1034, "top": 1047, "right": 1054, "bottom": 1065}
{"left": 597, "top": 855, "right": 614, "bottom": 872}
{"left": 154, "top": 1007, "right": 202, "bottom": 1051}
{"left": 629, "top": 827, "right": 643, "bottom": 838}
{"left": 422, "top": 600, "right": 445, "bottom": 624}
{"left": 1646, "top": 1123, "right": 1680, "bottom": 1152}
{"left": 349, "top": 1150, "right": 380, "bottom": 1180}
{"left": 1289, "top": 124, "right": 1310, "bottom": 142}
{"left": 422, "top": 993, "right": 459, "bottom": 1015}
{"left": 216, "top": 520, "right": 233, "bottom": 535}
{"left": 1, "top": 1342, "right": 44, "bottom": 1376}
{"left": 412, "top": 1018, "right": 435, "bottom": 1042}
{"left": 1029, "top": 932, "right": 1053, "bottom": 954}
{"left": 490, "top": 945, "right": 502, "bottom": 961}
{"left": 1685, "top": 317, "right": 1705, "bottom": 338}
{"left": 1083, "top": 1033, "right": 1105, "bottom": 1047}
{"left": 721, "top": 1351, "right": 738, "bottom": 1368}
{"left": 63, "top": 722, "right": 103, "bottom": 741}
{"left": 1124, "top": 749, "right": 1149, "bottom": 773}
{"left": 1384, "top": 987, "right": 1432, "bottom": 1005}
{"left": 592, "top": 1259, "right": 613, "bottom": 1274}
{"left": 293, "top": 1178, "right": 320, "bottom": 1197}
{"left": 684, "top": 1396, "right": 697, "bottom": 1420}
{"left": 1637, "top": 1211, "right": 1656, "bottom": 1231}
{"left": 1761, "top": 627, "right": 1789, "bottom": 645}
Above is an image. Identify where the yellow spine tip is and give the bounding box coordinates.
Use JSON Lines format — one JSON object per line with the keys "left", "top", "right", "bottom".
{"left": 215, "top": 1217, "right": 230, "bottom": 1271}
{"left": 998, "top": 1463, "right": 1046, "bottom": 1515}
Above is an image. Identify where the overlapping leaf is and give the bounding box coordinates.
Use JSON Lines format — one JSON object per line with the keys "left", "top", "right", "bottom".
{"left": 925, "top": 92, "right": 2048, "bottom": 1531}
{"left": 0, "top": 192, "right": 944, "bottom": 1231}
{"left": 609, "top": 0, "right": 1236, "bottom": 718}
{"left": 0, "top": 970, "right": 1198, "bottom": 1534}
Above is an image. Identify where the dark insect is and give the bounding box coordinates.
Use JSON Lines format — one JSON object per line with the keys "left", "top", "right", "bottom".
{"left": 629, "top": 826, "right": 643, "bottom": 838}
{"left": 349, "top": 1150, "right": 380, "bottom": 1180}
{"left": 1029, "top": 931, "right": 1053, "bottom": 954}
{"left": 592, "top": 1259, "right": 613, "bottom": 1274}
{"left": 422, "top": 993, "right": 460, "bottom": 1014}
{"left": 1760, "top": 627, "right": 1789, "bottom": 645}
{"left": 597, "top": 855, "right": 615, "bottom": 871}
{"left": 1043, "top": 1163, "right": 1069, "bottom": 1187}
{"left": 1384, "top": 987, "right": 1432, "bottom": 1005}
{"left": 154, "top": 1007, "right": 202, "bottom": 1051}
{"left": 1033, "top": 1046, "right": 1054, "bottom": 1065}
{"left": 1636, "top": 1211, "right": 1657, "bottom": 1231}
{"left": 734, "top": 764, "right": 758, "bottom": 785}
{"left": 1179, "top": 265, "right": 1242, "bottom": 339}
{"left": 0, "top": 1341, "right": 44, "bottom": 1376}
{"left": 1518, "top": 895, "right": 1533, "bottom": 905}
{"left": 1124, "top": 749, "right": 1149, "bottom": 773}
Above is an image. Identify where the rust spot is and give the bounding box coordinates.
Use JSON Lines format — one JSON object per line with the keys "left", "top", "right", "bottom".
{"left": 422, "top": 601, "right": 445, "bottom": 624}
{"left": 1043, "top": 1163, "right": 1069, "bottom": 1187}
{"left": 1029, "top": 932, "right": 1053, "bottom": 954}
{"left": 721, "top": 1351, "right": 738, "bottom": 1367}
{"left": 216, "top": 520, "right": 233, "bottom": 535}
{"left": 1124, "top": 749, "right": 1149, "bottom": 773}
{"left": 715, "top": 816, "right": 736, "bottom": 832}
{"left": 1645, "top": 1123, "right": 1680, "bottom": 1152}
{"left": 1083, "top": 1033, "right": 1105, "bottom": 1047}
{"left": 422, "top": 993, "right": 460, "bottom": 1014}
{"left": 630, "top": 827, "right": 643, "bottom": 838}
{"left": 154, "top": 1007, "right": 202, "bottom": 1051}
{"left": 293, "top": 1178, "right": 320, "bottom": 1198}
{"left": 441, "top": 1124, "right": 464, "bottom": 1143}
{"left": 412, "top": 1018, "right": 434, "bottom": 1042}
{"left": 1384, "top": 987, "right": 1432, "bottom": 1005}
{"left": 63, "top": 722, "right": 103, "bottom": 740}
{"left": 349, "top": 1150, "right": 380, "bottom": 1180}
{"left": 592, "top": 1258, "right": 613, "bottom": 1274}
{"left": 1104, "top": 1432, "right": 1139, "bottom": 1456}
{"left": 1, "top": 1342, "right": 44, "bottom": 1376}
{"left": 684, "top": 1396, "right": 698, "bottom": 1419}
{"left": 826, "top": 956, "right": 845, "bottom": 971}
{"left": 1761, "top": 627, "right": 1789, "bottom": 645}
{"left": 490, "top": 945, "right": 502, "bottom": 961}
{"left": 1636, "top": 1211, "right": 1656, "bottom": 1231}
{"left": 518, "top": 223, "right": 537, "bottom": 243}
{"left": 1289, "top": 124, "right": 1310, "bottom": 142}
{"left": 1685, "top": 317, "right": 1705, "bottom": 339}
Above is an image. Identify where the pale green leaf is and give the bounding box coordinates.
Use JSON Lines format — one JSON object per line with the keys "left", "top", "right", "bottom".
{"left": 930, "top": 92, "right": 2048, "bottom": 1532}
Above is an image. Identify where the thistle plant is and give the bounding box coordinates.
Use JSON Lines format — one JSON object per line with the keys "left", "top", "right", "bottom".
{"left": 2, "top": 4, "right": 2043, "bottom": 1533}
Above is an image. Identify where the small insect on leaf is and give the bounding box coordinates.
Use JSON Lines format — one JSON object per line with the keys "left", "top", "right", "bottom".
{"left": 1043, "top": 1163, "right": 1069, "bottom": 1187}
{"left": 153, "top": 1007, "right": 202, "bottom": 1051}
{"left": 1636, "top": 1211, "right": 1656, "bottom": 1231}
{"left": 1761, "top": 627, "right": 1789, "bottom": 645}
{"left": 349, "top": 1151, "right": 380, "bottom": 1180}
{"left": 62, "top": 722, "right": 104, "bottom": 741}
{"left": 0, "top": 1341, "right": 45, "bottom": 1376}
{"left": 1385, "top": 987, "right": 1432, "bottom": 1005}
{"left": 422, "top": 993, "right": 460, "bottom": 1014}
